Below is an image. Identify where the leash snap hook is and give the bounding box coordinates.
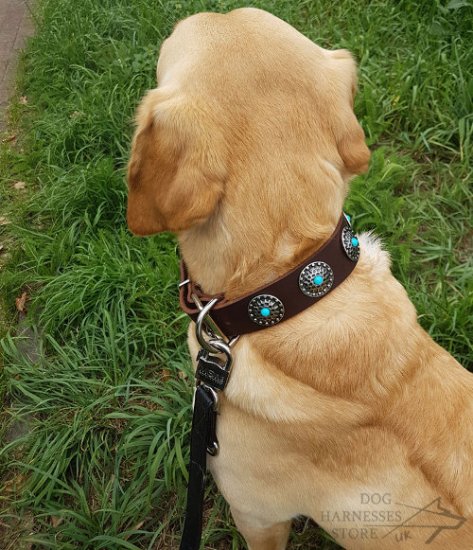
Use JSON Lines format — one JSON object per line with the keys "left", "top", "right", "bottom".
{"left": 193, "top": 295, "right": 240, "bottom": 352}
{"left": 194, "top": 297, "right": 223, "bottom": 354}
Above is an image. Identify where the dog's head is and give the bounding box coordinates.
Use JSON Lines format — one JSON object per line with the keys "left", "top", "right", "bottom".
{"left": 127, "top": 8, "right": 370, "bottom": 237}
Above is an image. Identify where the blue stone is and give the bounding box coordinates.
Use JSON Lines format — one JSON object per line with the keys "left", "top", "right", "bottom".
{"left": 345, "top": 213, "right": 351, "bottom": 222}
{"left": 351, "top": 237, "right": 359, "bottom": 247}
{"left": 260, "top": 307, "right": 271, "bottom": 317}
{"left": 313, "top": 275, "right": 324, "bottom": 286}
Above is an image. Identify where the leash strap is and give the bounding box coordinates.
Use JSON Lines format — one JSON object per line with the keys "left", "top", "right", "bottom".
{"left": 180, "top": 384, "right": 218, "bottom": 550}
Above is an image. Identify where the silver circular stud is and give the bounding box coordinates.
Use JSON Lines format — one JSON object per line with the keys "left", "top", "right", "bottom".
{"left": 248, "top": 294, "right": 285, "bottom": 327}
{"left": 298, "top": 261, "right": 334, "bottom": 298}
{"left": 342, "top": 226, "right": 360, "bottom": 262}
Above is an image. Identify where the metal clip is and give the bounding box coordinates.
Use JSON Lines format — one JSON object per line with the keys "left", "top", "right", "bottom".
{"left": 193, "top": 294, "right": 240, "bottom": 354}
{"left": 195, "top": 298, "right": 222, "bottom": 353}
{"left": 196, "top": 340, "right": 233, "bottom": 392}
{"left": 191, "top": 299, "right": 237, "bottom": 458}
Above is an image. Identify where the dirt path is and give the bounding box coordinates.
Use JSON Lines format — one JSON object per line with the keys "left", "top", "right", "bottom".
{"left": 0, "top": 9, "right": 36, "bottom": 545}
{"left": 0, "top": 0, "right": 34, "bottom": 129}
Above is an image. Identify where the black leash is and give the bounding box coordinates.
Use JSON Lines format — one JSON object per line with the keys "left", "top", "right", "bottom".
{"left": 179, "top": 345, "right": 232, "bottom": 550}
{"left": 179, "top": 383, "right": 218, "bottom": 550}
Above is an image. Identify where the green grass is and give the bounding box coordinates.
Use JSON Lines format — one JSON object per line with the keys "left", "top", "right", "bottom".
{"left": 0, "top": 0, "right": 472, "bottom": 548}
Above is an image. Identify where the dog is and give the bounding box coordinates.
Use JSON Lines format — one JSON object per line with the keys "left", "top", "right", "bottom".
{"left": 126, "top": 8, "right": 473, "bottom": 549}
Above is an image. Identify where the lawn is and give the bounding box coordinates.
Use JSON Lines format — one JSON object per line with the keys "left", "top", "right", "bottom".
{"left": 0, "top": 0, "right": 472, "bottom": 548}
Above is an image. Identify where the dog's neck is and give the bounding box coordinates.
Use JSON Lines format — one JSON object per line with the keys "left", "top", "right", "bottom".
{"left": 178, "top": 214, "right": 338, "bottom": 301}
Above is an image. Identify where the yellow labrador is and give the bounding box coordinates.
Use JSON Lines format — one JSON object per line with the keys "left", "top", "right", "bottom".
{"left": 127, "top": 8, "right": 473, "bottom": 549}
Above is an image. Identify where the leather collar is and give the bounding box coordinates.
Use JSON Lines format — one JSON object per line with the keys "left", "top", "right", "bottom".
{"left": 179, "top": 213, "right": 359, "bottom": 339}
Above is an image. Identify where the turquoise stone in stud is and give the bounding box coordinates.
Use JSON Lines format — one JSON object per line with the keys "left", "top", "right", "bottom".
{"left": 351, "top": 237, "right": 359, "bottom": 247}
{"left": 249, "top": 294, "right": 285, "bottom": 326}
{"left": 313, "top": 275, "right": 324, "bottom": 286}
{"left": 260, "top": 307, "right": 271, "bottom": 317}
{"left": 345, "top": 213, "right": 351, "bottom": 222}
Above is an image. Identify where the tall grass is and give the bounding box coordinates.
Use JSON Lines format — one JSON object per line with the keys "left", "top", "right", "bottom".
{"left": 0, "top": 0, "right": 472, "bottom": 548}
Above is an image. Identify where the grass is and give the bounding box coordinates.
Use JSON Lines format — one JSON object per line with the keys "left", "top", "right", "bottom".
{"left": 0, "top": 0, "right": 472, "bottom": 548}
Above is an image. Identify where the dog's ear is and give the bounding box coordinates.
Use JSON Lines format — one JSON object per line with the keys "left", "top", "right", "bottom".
{"left": 127, "top": 89, "right": 226, "bottom": 235}
{"left": 331, "top": 50, "right": 371, "bottom": 176}
{"left": 336, "top": 111, "right": 371, "bottom": 176}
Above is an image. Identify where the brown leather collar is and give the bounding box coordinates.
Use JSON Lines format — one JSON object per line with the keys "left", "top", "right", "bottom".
{"left": 179, "top": 213, "right": 359, "bottom": 339}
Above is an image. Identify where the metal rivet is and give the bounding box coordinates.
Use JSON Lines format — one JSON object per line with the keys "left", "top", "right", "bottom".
{"left": 248, "top": 295, "right": 285, "bottom": 326}
{"left": 299, "top": 261, "right": 334, "bottom": 298}
{"left": 342, "top": 226, "right": 360, "bottom": 262}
